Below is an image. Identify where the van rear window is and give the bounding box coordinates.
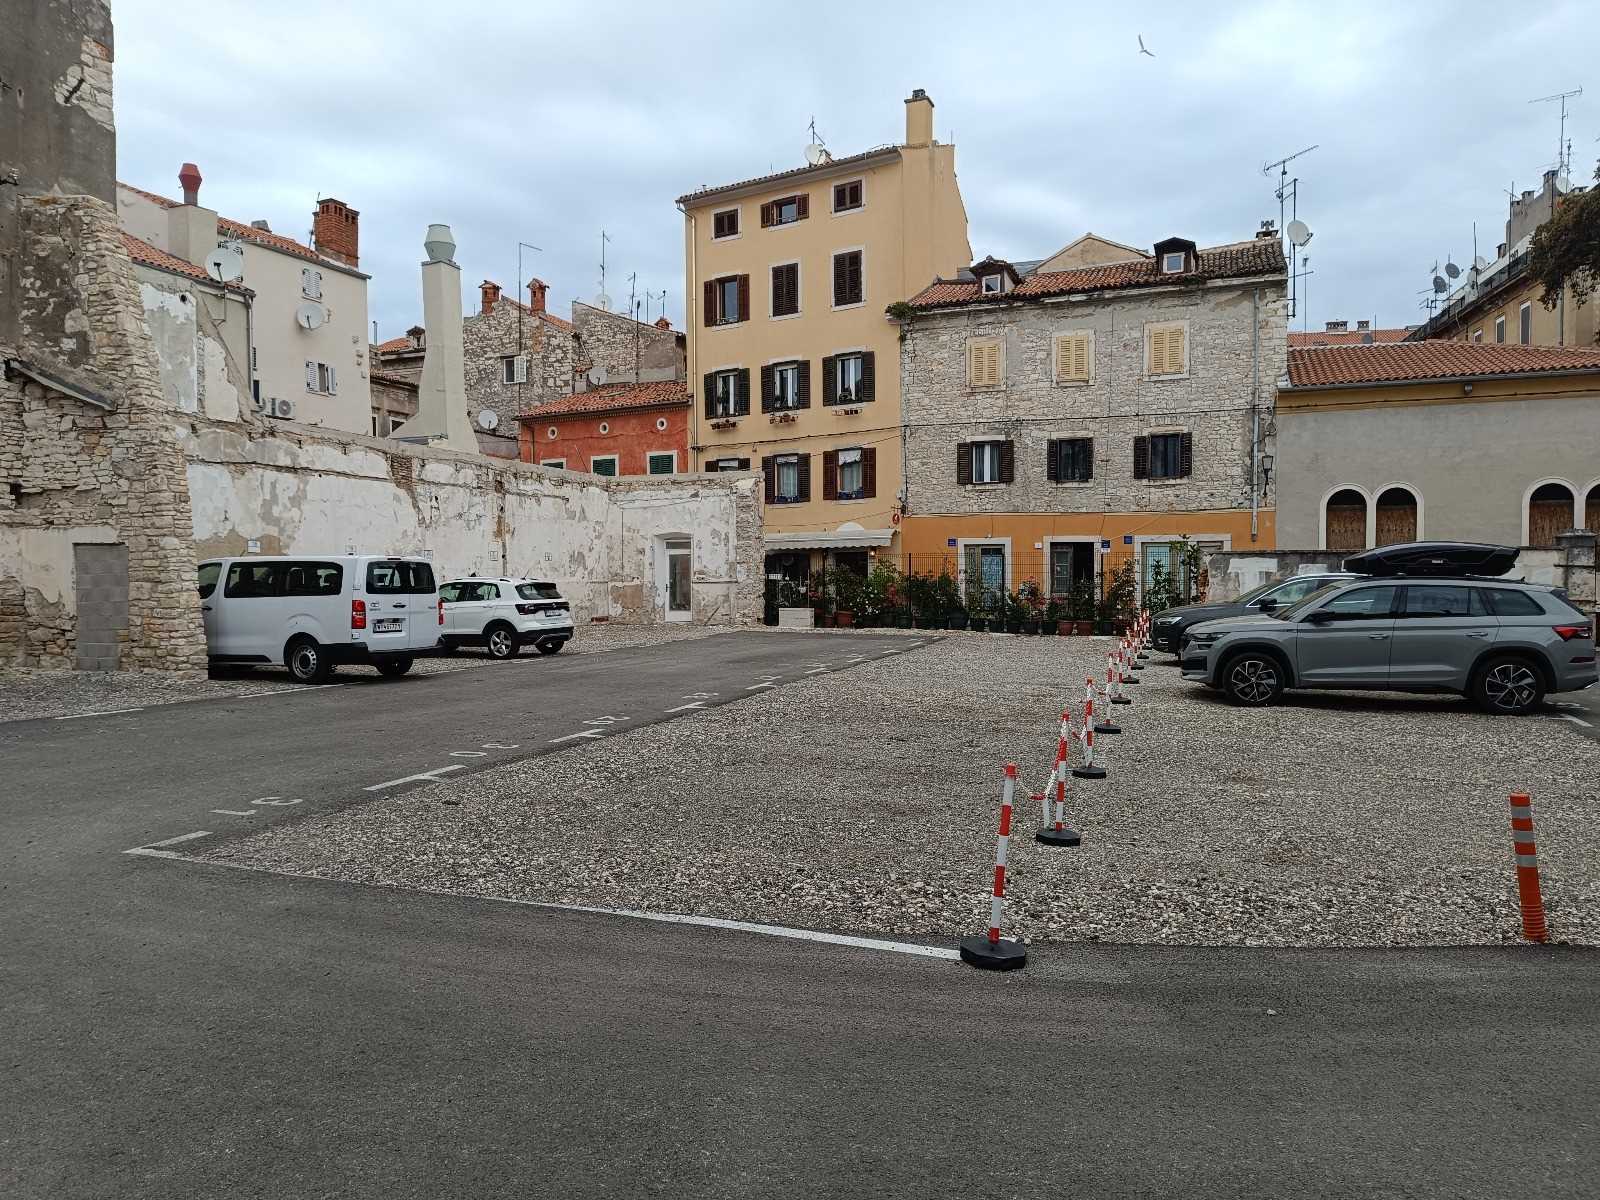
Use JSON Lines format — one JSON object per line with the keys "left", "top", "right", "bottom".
{"left": 284, "top": 562, "right": 343, "bottom": 596}
{"left": 367, "top": 560, "right": 436, "bottom": 595}
{"left": 516, "top": 582, "right": 562, "bottom": 601}
{"left": 224, "top": 562, "right": 286, "bottom": 598}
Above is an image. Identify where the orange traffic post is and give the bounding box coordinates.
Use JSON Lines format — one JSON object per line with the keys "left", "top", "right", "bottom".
{"left": 1508, "top": 792, "right": 1549, "bottom": 943}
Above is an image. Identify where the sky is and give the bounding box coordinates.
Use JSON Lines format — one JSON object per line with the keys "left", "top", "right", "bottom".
{"left": 111, "top": 0, "right": 1595, "bottom": 341}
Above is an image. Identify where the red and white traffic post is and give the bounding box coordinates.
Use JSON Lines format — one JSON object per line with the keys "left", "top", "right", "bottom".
{"left": 1111, "top": 644, "right": 1132, "bottom": 706}
{"left": 1508, "top": 792, "right": 1550, "bottom": 943}
{"left": 1095, "top": 662, "right": 1122, "bottom": 734}
{"left": 960, "top": 764, "right": 1028, "bottom": 969}
{"left": 1074, "top": 679, "right": 1108, "bottom": 779}
{"left": 1136, "top": 614, "right": 1152, "bottom": 661}
{"left": 1037, "top": 711, "right": 1082, "bottom": 847}
{"left": 1121, "top": 636, "right": 1142, "bottom": 680}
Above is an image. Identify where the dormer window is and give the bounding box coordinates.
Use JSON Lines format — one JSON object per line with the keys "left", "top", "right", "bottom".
{"left": 981, "top": 274, "right": 1004, "bottom": 294}
{"left": 1153, "top": 237, "right": 1199, "bottom": 277}
{"left": 969, "top": 256, "right": 1020, "bottom": 296}
{"left": 1161, "top": 252, "right": 1186, "bottom": 274}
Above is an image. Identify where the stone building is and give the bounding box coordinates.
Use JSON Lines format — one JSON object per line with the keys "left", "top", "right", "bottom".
{"left": 898, "top": 232, "right": 1288, "bottom": 604}
{"left": 518, "top": 381, "right": 690, "bottom": 477}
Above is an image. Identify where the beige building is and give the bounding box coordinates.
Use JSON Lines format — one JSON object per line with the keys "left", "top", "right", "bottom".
{"left": 676, "top": 89, "right": 971, "bottom": 580}
{"left": 116, "top": 165, "right": 374, "bottom": 434}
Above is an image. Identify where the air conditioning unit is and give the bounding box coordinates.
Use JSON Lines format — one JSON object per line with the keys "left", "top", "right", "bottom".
{"left": 269, "top": 397, "right": 295, "bottom": 420}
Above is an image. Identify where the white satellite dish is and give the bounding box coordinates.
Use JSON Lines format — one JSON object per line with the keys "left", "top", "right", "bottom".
{"left": 206, "top": 243, "right": 244, "bottom": 283}
{"left": 1557, "top": 173, "right": 1571, "bottom": 192}
{"left": 594, "top": 292, "right": 611, "bottom": 311}
{"left": 1473, "top": 256, "right": 1488, "bottom": 270}
{"left": 1286, "top": 219, "right": 1312, "bottom": 247}
{"left": 476, "top": 408, "right": 500, "bottom": 432}
{"left": 295, "top": 302, "right": 326, "bottom": 331}
{"left": 587, "top": 366, "right": 609, "bottom": 387}
{"left": 804, "top": 143, "right": 828, "bottom": 166}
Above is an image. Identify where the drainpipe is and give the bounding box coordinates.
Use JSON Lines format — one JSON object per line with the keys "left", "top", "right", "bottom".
{"left": 1250, "top": 287, "right": 1260, "bottom": 541}
{"left": 679, "top": 202, "right": 699, "bottom": 470}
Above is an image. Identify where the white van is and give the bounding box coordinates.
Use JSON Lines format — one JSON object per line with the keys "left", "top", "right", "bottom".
{"left": 196, "top": 555, "right": 442, "bottom": 683}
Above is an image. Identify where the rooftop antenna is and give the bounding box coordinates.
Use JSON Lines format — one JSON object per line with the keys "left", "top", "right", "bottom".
{"left": 628, "top": 271, "right": 640, "bottom": 382}
{"left": 1529, "top": 87, "right": 1581, "bottom": 175}
{"left": 1263, "top": 144, "right": 1318, "bottom": 318}
{"left": 516, "top": 240, "right": 542, "bottom": 393}
{"left": 805, "top": 117, "right": 829, "bottom": 166}
{"left": 596, "top": 230, "right": 612, "bottom": 310}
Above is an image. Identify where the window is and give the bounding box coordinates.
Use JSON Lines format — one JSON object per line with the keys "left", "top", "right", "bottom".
{"left": 771, "top": 262, "right": 800, "bottom": 317}
{"left": 1052, "top": 333, "right": 1091, "bottom": 383}
{"left": 832, "top": 250, "right": 863, "bottom": 306}
{"left": 196, "top": 562, "right": 221, "bottom": 599}
{"left": 712, "top": 208, "right": 739, "bottom": 239}
{"left": 1134, "top": 432, "right": 1192, "bottom": 480}
{"left": 224, "top": 562, "right": 285, "bottom": 598}
{"left": 762, "top": 360, "right": 807, "bottom": 411}
{"left": 1494, "top": 315, "right": 1506, "bottom": 343}
{"left": 833, "top": 180, "right": 863, "bottom": 212}
{"left": 823, "top": 352, "right": 873, "bottom": 405}
{"left": 305, "top": 361, "right": 338, "bottom": 394}
{"left": 647, "top": 452, "right": 676, "bottom": 475}
{"left": 300, "top": 268, "right": 322, "bottom": 300}
{"left": 1047, "top": 437, "right": 1093, "bottom": 483}
{"left": 1400, "top": 585, "right": 1477, "bottom": 618}
{"left": 1147, "top": 324, "right": 1187, "bottom": 376}
{"left": 1482, "top": 588, "right": 1545, "bottom": 617}
{"left": 763, "top": 452, "right": 810, "bottom": 504}
{"left": 1472, "top": 329, "right": 1484, "bottom": 343}
{"left": 517, "top": 582, "right": 562, "bottom": 601}
{"left": 1255, "top": 576, "right": 1334, "bottom": 609}
{"left": 437, "top": 582, "right": 464, "bottom": 604}
{"left": 1315, "top": 585, "right": 1398, "bottom": 620}
{"left": 709, "top": 456, "right": 751, "bottom": 472}
{"left": 967, "top": 338, "right": 1002, "bottom": 387}
{"left": 958, "top": 439, "right": 1012, "bottom": 486}
{"left": 1161, "top": 251, "right": 1186, "bottom": 273}
{"left": 703, "top": 274, "right": 749, "bottom": 326}
{"left": 541, "top": 458, "right": 566, "bottom": 470}
{"left": 366, "top": 560, "right": 436, "bottom": 595}
{"left": 703, "top": 367, "right": 749, "bottom": 418}
{"left": 761, "top": 194, "right": 809, "bottom": 227}
{"left": 591, "top": 456, "right": 618, "bottom": 477}
{"left": 598, "top": 422, "right": 610, "bottom": 434}
{"left": 981, "top": 274, "right": 1004, "bottom": 294}
{"left": 824, "top": 446, "right": 875, "bottom": 501}
{"left": 1519, "top": 303, "right": 1532, "bottom": 345}
{"left": 836, "top": 448, "right": 863, "bottom": 498}
{"left": 501, "top": 355, "right": 528, "bottom": 384}
{"left": 283, "top": 561, "right": 343, "bottom": 597}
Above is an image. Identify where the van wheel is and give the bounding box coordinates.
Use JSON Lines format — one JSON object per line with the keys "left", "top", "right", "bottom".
{"left": 377, "top": 656, "right": 413, "bottom": 678}
{"left": 1221, "top": 651, "right": 1283, "bottom": 706}
{"left": 285, "top": 636, "right": 330, "bottom": 684}
{"left": 485, "top": 623, "right": 520, "bottom": 659}
{"left": 1473, "top": 655, "right": 1545, "bottom": 715}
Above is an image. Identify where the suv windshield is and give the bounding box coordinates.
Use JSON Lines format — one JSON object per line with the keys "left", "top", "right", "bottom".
{"left": 516, "top": 582, "right": 562, "bottom": 601}
{"left": 1270, "top": 581, "right": 1343, "bottom": 619}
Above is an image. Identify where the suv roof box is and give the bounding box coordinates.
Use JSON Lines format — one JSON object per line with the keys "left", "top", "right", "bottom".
{"left": 1342, "top": 541, "right": 1519, "bottom": 578}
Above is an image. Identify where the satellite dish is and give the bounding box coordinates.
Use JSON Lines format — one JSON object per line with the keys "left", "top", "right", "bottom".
{"left": 1557, "top": 173, "right": 1571, "bottom": 192}
{"left": 476, "top": 408, "right": 500, "bottom": 432}
{"left": 594, "top": 292, "right": 611, "bottom": 311}
{"left": 1431, "top": 275, "right": 1448, "bottom": 294}
{"left": 1286, "top": 219, "right": 1312, "bottom": 247}
{"left": 295, "top": 302, "right": 326, "bottom": 330}
{"left": 587, "top": 366, "right": 609, "bottom": 387}
{"left": 1466, "top": 267, "right": 1480, "bottom": 286}
{"left": 1473, "top": 256, "right": 1488, "bottom": 270}
{"left": 206, "top": 244, "right": 244, "bottom": 283}
{"left": 804, "top": 143, "right": 827, "bottom": 166}
{"left": 1444, "top": 260, "right": 1461, "bottom": 279}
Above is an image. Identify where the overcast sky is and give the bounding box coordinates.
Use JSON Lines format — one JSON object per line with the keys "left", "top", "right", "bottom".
{"left": 112, "top": 1, "right": 1593, "bottom": 340}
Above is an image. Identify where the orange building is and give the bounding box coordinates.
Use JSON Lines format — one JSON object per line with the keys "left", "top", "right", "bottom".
{"left": 517, "top": 381, "right": 690, "bottom": 477}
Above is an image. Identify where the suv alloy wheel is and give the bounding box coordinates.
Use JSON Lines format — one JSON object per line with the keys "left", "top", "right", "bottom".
{"left": 1473, "top": 654, "right": 1545, "bottom": 716}
{"left": 485, "top": 622, "right": 520, "bottom": 660}
{"left": 1222, "top": 652, "right": 1284, "bottom": 707}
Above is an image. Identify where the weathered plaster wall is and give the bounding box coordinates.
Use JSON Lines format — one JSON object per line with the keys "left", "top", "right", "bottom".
{"left": 571, "top": 303, "right": 682, "bottom": 383}
{"left": 0, "top": 0, "right": 116, "bottom": 203}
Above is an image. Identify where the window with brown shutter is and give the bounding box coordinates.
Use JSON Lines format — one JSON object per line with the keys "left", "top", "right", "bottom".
{"left": 860, "top": 446, "right": 876, "bottom": 498}
{"left": 966, "top": 440, "right": 1008, "bottom": 485}
{"left": 761, "top": 455, "right": 777, "bottom": 503}
{"left": 1048, "top": 437, "right": 1093, "bottom": 482}
{"left": 737, "top": 275, "right": 750, "bottom": 323}
{"left": 1133, "top": 435, "right": 1150, "bottom": 479}
{"left": 821, "top": 354, "right": 837, "bottom": 405}
{"left": 763, "top": 195, "right": 809, "bottom": 227}
{"left": 734, "top": 367, "right": 751, "bottom": 415}
{"left": 1147, "top": 432, "right": 1187, "bottom": 479}
{"left": 706, "top": 275, "right": 748, "bottom": 326}
{"left": 795, "top": 359, "right": 810, "bottom": 409}
{"left": 712, "top": 208, "right": 739, "bottom": 239}
{"left": 998, "top": 439, "right": 1015, "bottom": 484}
{"left": 763, "top": 360, "right": 805, "bottom": 411}
{"left": 859, "top": 351, "right": 875, "bottom": 402}
{"left": 759, "top": 364, "right": 776, "bottom": 413}
{"left": 956, "top": 443, "right": 973, "bottom": 486}
{"left": 822, "top": 449, "right": 838, "bottom": 501}
{"left": 706, "top": 369, "right": 745, "bottom": 418}
{"left": 771, "top": 263, "right": 799, "bottom": 317}
{"left": 833, "top": 180, "right": 863, "bottom": 212}
{"left": 832, "top": 250, "right": 863, "bottom": 306}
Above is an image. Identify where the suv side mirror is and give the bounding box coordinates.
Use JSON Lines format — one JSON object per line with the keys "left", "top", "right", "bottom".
{"left": 1304, "top": 609, "right": 1335, "bottom": 625}
{"left": 1258, "top": 597, "right": 1278, "bottom": 612}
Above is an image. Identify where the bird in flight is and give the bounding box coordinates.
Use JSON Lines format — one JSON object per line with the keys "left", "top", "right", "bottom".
{"left": 1138, "top": 34, "right": 1155, "bottom": 57}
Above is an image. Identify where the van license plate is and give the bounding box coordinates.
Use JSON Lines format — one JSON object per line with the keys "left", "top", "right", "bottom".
{"left": 373, "top": 618, "right": 404, "bottom": 632}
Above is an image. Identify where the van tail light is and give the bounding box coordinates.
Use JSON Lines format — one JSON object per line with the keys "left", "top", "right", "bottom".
{"left": 1552, "top": 624, "right": 1591, "bottom": 642}
{"left": 438, "top": 598, "right": 445, "bottom": 625}
{"left": 351, "top": 599, "right": 367, "bottom": 630}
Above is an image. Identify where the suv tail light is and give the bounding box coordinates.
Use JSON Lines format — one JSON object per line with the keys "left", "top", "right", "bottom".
{"left": 438, "top": 598, "right": 445, "bottom": 625}
{"left": 1553, "top": 623, "right": 1591, "bottom": 642}
{"left": 351, "top": 598, "right": 367, "bottom": 630}
{"left": 516, "top": 603, "right": 541, "bottom": 615}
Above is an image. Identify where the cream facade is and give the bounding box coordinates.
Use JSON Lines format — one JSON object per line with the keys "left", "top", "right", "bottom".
{"left": 677, "top": 90, "right": 970, "bottom": 575}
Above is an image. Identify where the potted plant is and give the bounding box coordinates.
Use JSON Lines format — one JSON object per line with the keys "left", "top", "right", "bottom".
{"left": 1001, "top": 589, "right": 1024, "bottom": 634}
{"left": 1017, "top": 578, "right": 1044, "bottom": 635}
{"left": 1042, "top": 597, "right": 1062, "bottom": 636}
{"left": 1099, "top": 559, "right": 1136, "bottom": 635}
{"left": 1068, "top": 579, "right": 1096, "bottom": 635}
{"left": 833, "top": 569, "right": 864, "bottom": 628}
{"left": 962, "top": 577, "right": 988, "bottom": 632}
{"left": 808, "top": 566, "right": 834, "bottom": 627}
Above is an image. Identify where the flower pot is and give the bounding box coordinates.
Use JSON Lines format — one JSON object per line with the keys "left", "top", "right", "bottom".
{"left": 1094, "top": 620, "right": 1113, "bottom": 636}
{"left": 835, "top": 611, "right": 854, "bottom": 628}
{"left": 1005, "top": 619, "right": 1023, "bottom": 635}
{"left": 946, "top": 612, "right": 969, "bottom": 631}
{"left": 1057, "top": 619, "right": 1074, "bottom": 636}
{"left": 969, "top": 616, "right": 988, "bottom": 632}
{"left": 1021, "top": 619, "right": 1040, "bottom": 635}
{"left": 1039, "top": 620, "right": 1058, "bottom": 636}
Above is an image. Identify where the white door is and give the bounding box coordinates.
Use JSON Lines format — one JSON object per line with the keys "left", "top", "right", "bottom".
{"left": 439, "top": 582, "right": 467, "bottom": 635}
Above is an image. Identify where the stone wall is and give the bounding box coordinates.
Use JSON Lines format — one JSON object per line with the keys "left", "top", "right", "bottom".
{"left": 571, "top": 302, "right": 682, "bottom": 384}
{"left": 900, "top": 281, "right": 1289, "bottom": 516}
{"left": 462, "top": 296, "right": 574, "bottom": 429}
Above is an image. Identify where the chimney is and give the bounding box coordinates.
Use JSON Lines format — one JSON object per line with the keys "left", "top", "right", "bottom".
{"left": 1324, "top": 319, "right": 1348, "bottom": 333}
{"left": 904, "top": 88, "right": 934, "bottom": 148}
{"left": 1256, "top": 220, "right": 1278, "bottom": 239}
{"left": 654, "top": 316, "right": 672, "bottom": 330}
{"left": 406, "top": 325, "right": 425, "bottom": 350}
{"left": 312, "top": 197, "right": 360, "bottom": 267}
{"left": 250, "top": 219, "right": 271, "bottom": 231}
{"left": 480, "top": 280, "right": 502, "bottom": 315}
{"left": 167, "top": 162, "right": 218, "bottom": 267}
{"left": 527, "top": 277, "right": 548, "bottom": 313}
{"left": 1356, "top": 319, "right": 1371, "bottom": 331}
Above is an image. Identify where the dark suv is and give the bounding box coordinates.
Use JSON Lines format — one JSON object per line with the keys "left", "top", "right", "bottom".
{"left": 1150, "top": 572, "right": 1359, "bottom": 654}
{"left": 1179, "top": 542, "right": 1597, "bottom": 715}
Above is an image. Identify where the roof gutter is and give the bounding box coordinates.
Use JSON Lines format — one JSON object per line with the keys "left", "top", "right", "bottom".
{"left": 676, "top": 147, "right": 900, "bottom": 207}
{"left": 1280, "top": 366, "right": 1600, "bottom": 393}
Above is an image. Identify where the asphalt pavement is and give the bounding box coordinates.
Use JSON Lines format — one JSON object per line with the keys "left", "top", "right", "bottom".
{"left": 3, "top": 630, "right": 1597, "bottom": 1198}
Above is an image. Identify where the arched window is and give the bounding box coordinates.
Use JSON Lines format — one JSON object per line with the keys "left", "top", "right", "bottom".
{"left": 1374, "top": 487, "right": 1419, "bottom": 546}
{"left": 1324, "top": 488, "right": 1367, "bottom": 551}
{"left": 1527, "top": 482, "right": 1575, "bottom": 548}
{"left": 1585, "top": 485, "right": 1600, "bottom": 536}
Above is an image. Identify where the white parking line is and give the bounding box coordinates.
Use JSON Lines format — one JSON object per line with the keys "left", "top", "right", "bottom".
{"left": 804, "top": 667, "right": 828, "bottom": 674}
{"left": 55, "top": 707, "right": 143, "bottom": 720}
{"left": 548, "top": 730, "right": 606, "bottom": 744}
{"left": 745, "top": 682, "right": 775, "bottom": 690}
{"left": 663, "top": 701, "right": 705, "bottom": 713}
{"left": 1556, "top": 713, "right": 1595, "bottom": 728}
{"left": 210, "top": 808, "right": 256, "bottom": 817}
{"left": 124, "top": 829, "right": 213, "bottom": 858}
{"left": 363, "top": 764, "right": 467, "bottom": 791}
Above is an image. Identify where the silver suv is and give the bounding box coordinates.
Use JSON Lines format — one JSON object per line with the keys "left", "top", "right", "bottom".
{"left": 1181, "top": 575, "right": 1596, "bottom": 714}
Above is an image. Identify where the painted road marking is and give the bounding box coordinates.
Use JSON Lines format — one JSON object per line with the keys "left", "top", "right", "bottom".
{"left": 663, "top": 701, "right": 706, "bottom": 713}
{"left": 55, "top": 707, "right": 143, "bottom": 720}
{"left": 449, "top": 750, "right": 489, "bottom": 758}
{"left": 480, "top": 742, "right": 520, "bottom": 749}
{"left": 549, "top": 730, "right": 606, "bottom": 744}
{"left": 1556, "top": 713, "right": 1595, "bottom": 728}
{"left": 683, "top": 692, "right": 720, "bottom": 699}
{"left": 804, "top": 667, "right": 828, "bottom": 674}
{"left": 745, "top": 682, "right": 775, "bottom": 690}
{"left": 583, "top": 715, "right": 629, "bottom": 725}
{"left": 124, "top": 829, "right": 213, "bottom": 858}
{"left": 363, "top": 764, "right": 468, "bottom": 791}
{"left": 210, "top": 809, "right": 256, "bottom": 817}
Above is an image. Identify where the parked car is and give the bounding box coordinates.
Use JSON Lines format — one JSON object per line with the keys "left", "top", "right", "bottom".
{"left": 439, "top": 577, "right": 574, "bottom": 658}
{"left": 1178, "top": 542, "right": 1596, "bottom": 715}
{"left": 196, "top": 554, "right": 442, "bottom": 683}
{"left": 1149, "top": 572, "right": 1360, "bottom": 654}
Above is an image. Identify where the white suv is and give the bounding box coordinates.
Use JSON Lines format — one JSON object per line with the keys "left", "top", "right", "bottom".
{"left": 439, "top": 577, "right": 574, "bottom": 658}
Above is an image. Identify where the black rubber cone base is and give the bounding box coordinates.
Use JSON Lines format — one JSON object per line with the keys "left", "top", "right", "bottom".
{"left": 1136, "top": 652, "right": 1151, "bottom": 661}
{"left": 1073, "top": 764, "right": 1108, "bottom": 779}
{"left": 1036, "top": 826, "right": 1081, "bottom": 847}
{"left": 1123, "top": 676, "right": 1141, "bottom": 684}
{"left": 1111, "top": 695, "right": 1132, "bottom": 706}
{"left": 1094, "top": 721, "right": 1121, "bottom": 735}
{"left": 959, "top": 935, "right": 1027, "bottom": 970}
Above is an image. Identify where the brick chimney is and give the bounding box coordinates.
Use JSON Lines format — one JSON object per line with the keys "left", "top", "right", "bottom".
{"left": 527, "top": 278, "right": 548, "bottom": 313}
{"left": 1356, "top": 319, "right": 1371, "bottom": 331}
{"left": 480, "top": 280, "right": 502, "bottom": 314}
{"left": 654, "top": 316, "right": 672, "bottom": 330}
{"left": 904, "top": 88, "right": 934, "bottom": 147}
{"left": 1324, "top": 319, "right": 1348, "bottom": 333}
{"left": 313, "top": 197, "right": 360, "bottom": 267}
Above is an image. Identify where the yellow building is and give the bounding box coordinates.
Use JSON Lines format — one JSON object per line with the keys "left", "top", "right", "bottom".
{"left": 676, "top": 89, "right": 970, "bottom": 583}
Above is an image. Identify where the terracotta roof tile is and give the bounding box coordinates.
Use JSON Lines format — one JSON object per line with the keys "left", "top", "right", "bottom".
{"left": 1288, "top": 328, "right": 1412, "bottom": 347}
{"left": 368, "top": 370, "right": 418, "bottom": 390}
{"left": 908, "top": 238, "right": 1286, "bottom": 310}
{"left": 120, "top": 231, "right": 249, "bottom": 292}
{"left": 516, "top": 381, "right": 688, "bottom": 420}
{"left": 1285, "top": 341, "right": 1600, "bottom": 388}
{"left": 676, "top": 146, "right": 899, "bottom": 206}
{"left": 374, "top": 335, "right": 419, "bottom": 354}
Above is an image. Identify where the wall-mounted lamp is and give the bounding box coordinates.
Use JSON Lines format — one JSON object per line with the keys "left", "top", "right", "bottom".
{"left": 1260, "top": 452, "right": 1275, "bottom": 487}
{"left": 1463, "top": 381, "right": 1474, "bottom": 395}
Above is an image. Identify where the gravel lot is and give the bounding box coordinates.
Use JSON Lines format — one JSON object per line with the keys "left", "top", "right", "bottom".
{"left": 0, "top": 623, "right": 724, "bottom": 723}
{"left": 204, "top": 633, "right": 1600, "bottom": 948}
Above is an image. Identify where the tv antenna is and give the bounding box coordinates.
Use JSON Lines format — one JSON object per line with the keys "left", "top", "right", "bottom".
{"left": 596, "top": 230, "right": 612, "bottom": 310}
{"left": 805, "top": 117, "right": 830, "bottom": 166}
{"left": 1529, "top": 87, "right": 1581, "bottom": 174}
{"left": 515, "top": 240, "right": 542, "bottom": 382}
{"left": 1263, "top": 144, "right": 1318, "bottom": 317}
